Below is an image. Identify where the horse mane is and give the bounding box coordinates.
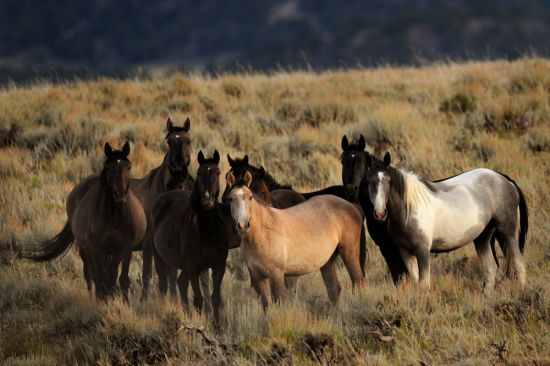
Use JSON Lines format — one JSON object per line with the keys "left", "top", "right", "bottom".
{"left": 231, "top": 158, "right": 291, "bottom": 191}
{"left": 395, "top": 168, "right": 432, "bottom": 221}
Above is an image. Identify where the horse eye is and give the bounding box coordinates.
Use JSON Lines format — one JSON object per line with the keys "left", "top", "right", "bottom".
{"left": 249, "top": 196, "right": 252, "bottom": 201}
{"left": 229, "top": 198, "right": 233, "bottom": 202}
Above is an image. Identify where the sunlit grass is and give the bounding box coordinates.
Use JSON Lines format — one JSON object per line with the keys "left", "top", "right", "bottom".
{"left": 1, "top": 58, "right": 549, "bottom": 364}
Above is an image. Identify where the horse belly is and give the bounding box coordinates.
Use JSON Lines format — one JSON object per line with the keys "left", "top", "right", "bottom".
{"left": 285, "top": 236, "right": 338, "bottom": 276}
{"left": 432, "top": 204, "right": 487, "bottom": 250}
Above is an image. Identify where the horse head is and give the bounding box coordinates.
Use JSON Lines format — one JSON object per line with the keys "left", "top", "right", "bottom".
{"left": 103, "top": 141, "right": 132, "bottom": 203}
{"left": 196, "top": 150, "right": 221, "bottom": 210}
{"left": 365, "top": 151, "right": 392, "bottom": 222}
{"left": 340, "top": 134, "right": 367, "bottom": 199}
{"left": 227, "top": 169, "right": 254, "bottom": 235}
{"left": 165, "top": 117, "right": 191, "bottom": 175}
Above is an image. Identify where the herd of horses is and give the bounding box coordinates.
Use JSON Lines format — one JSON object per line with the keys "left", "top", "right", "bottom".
{"left": 23, "top": 118, "right": 528, "bottom": 324}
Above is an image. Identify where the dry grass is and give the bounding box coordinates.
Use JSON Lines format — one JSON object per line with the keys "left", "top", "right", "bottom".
{"left": 1, "top": 58, "right": 550, "bottom": 365}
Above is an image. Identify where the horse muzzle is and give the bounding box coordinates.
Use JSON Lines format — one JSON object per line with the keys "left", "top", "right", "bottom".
{"left": 236, "top": 221, "right": 250, "bottom": 235}
{"left": 345, "top": 185, "right": 359, "bottom": 199}
{"left": 113, "top": 189, "right": 128, "bottom": 203}
{"left": 201, "top": 199, "right": 216, "bottom": 210}
{"left": 373, "top": 209, "right": 387, "bottom": 222}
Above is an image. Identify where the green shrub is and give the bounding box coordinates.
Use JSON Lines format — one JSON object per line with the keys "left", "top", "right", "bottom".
{"left": 440, "top": 93, "right": 477, "bottom": 114}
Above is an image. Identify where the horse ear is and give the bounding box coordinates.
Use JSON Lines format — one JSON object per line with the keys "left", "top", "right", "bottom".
{"left": 197, "top": 150, "right": 205, "bottom": 165}
{"left": 341, "top": 135, "right": 349, "bottom": 151}
{"left": 213, "top": 150, "right": 220, "bottom": 164}
{"left": 227, "top": 154, "right": 235, "bottom": 167}
{"left": 104, "top": 142, "right": 113, "bottom": 157}
{"left": 122, "top": 141, "right": 131, "bottom": 157}
{"left": 244, "top": 171, "right": 253, "bottom": 187}
{"left": 358, "top": 135, "right": 366, "bottom": 150}
{"left": 384, "top": 152, "right": 391, "bottom": 167}
{"left": 366, "top": 152, "right": 373, "bottom": 167}
{"left": 243, "top": 155, "right": 249, "bottom": 165}
{"left": 166, "top": 118, "right": 174, "bottom": 132}
{"left": 258, "top": 166, "right": 266, "bottom": 178}
{"left": 183, "top": 117, "right": 191, "bottom": 132}
{"left": 226, "top": 171, "right": 236, "bottom": 187}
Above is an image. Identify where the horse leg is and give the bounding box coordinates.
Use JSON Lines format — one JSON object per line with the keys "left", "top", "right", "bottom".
{"left": 200, "top": 270, "right": 213, "bottom": 316}
{"left": 250, "top": 271, "right": 270, "bottom": 310}
{"left": 177, "top": 270, "right": 190, "bottom": 313}
{"left": 90, "top": 249, "right": 107, "bottom": 300}
{"left": 320, "top": 254, "right": 341, "bottom": 304}
{"left": 269, "top": 271, "right": 287, "bottom": 304}
{"left": 166, "top": 266, "right": 178, "bottom": 301}
{"left": 399, "top": 248, "right": 419, "bottom": 284}
{"left": 154, "top": 248, "right": 169, "bottom": 298}
{"left": 415, "top": 247, "right": 431, "bottom": 290}
{"left": 473, "top": 226, "right": 498, "bottom": 294}
{"left": 190, "top": 273, "right": 204, "bottom": 313}
{"left": 119, "top": 246, "right": 133, "bottom": 304}
{"left": 79, "top": 247, "right": 93, "bottom": 294}
{"left": 284, "top": 276, "right": 299, "bottom": 297}
{"left": 337, "top": 242, "right": 365, "bottom": 288}
{"left": 497, "top": 224, "right": 526, "bottom": 287}
{"left": 141, "top": 232, "right": 153, "bottom": 302}
{"left": 211, "top": 264, "right": 226, "bottom": 326}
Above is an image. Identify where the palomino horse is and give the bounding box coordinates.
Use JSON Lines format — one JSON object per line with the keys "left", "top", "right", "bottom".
{"left": 365, "top": 152, "right": 528, "bottom": 292}
{"left": 221, "top": 155, "right": 305, "bottom": 290}
{"left": 152, "top": 151, "right": 229, "bottom": 324}
{"left": 24, "top": 142, "right": 146, "bottom": 301}
{"left": 131, "top": 117, "right": 195, "bottom": 301}
{"left": 228, "top": 171, "right": 365, "bottom": 309}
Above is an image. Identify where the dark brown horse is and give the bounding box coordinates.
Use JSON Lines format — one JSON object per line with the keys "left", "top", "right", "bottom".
{"left": 130, "top": 117, "right": 195, "bottom": 301}
{"left": 299, "top": 135, "right": 408, "bottom": 283}
{"left": 23, "top": 142, "right": 147, "bottom": 301}
{"left": 152, "top": 150, "right": 229, "bottom": 324}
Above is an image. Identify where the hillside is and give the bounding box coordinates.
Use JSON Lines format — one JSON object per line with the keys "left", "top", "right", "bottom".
{"left": 0, "top": 59, "right": 549, "bottom": 364}
{"left": 1, "top": 0, "right": 550, "bottom": 83}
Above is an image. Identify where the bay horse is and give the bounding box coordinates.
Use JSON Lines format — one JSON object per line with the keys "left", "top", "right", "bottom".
{"left": 365, "top": 151, "right": 528, "bottom": 292}
{"left": 130, "top": 117, "right": 195, "bottom": 301}
{"left": 23, "top": 142, "right": 147, "bottom": 301}
{"left": 228, "top": 171, "right": 365, "bottom": 309}
{"left": 152, "top": 150, "right": 229, "bottom": 324}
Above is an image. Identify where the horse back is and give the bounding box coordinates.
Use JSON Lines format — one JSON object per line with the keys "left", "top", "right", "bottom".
{"left": 66, "top": 175, "right": 100, "bottom": 221}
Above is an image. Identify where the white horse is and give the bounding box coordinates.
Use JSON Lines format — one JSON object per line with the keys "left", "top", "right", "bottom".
{"left": 365, "top": 152, "right": 527, "bottom": 292}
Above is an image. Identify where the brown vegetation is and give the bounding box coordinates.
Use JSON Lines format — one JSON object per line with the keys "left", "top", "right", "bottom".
{"left": 1, "top": 58, "right": 549, "bottom": 365}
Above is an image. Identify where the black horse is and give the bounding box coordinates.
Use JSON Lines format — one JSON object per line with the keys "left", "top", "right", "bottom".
{"left": 152, "top": 150, "right": 228, "bottom": 324}
{"left": 300, "top": 135, "right": 408, "bottom": 284}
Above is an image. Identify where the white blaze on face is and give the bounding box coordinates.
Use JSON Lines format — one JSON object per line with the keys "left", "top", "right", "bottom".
{"left": 373, "top": 172, "right": 387, "bottom": 217}
{"left": 231, "top": 188, "right": 250, "bottom": 229}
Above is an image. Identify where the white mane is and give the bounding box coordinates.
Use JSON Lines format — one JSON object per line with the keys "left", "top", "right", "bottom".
{"left": 400, "top": 170, "right": 432, "bottom": 221}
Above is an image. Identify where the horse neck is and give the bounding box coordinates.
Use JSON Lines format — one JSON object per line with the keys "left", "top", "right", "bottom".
{"left": 98, "top": 170, "right": 129, "bottom": 217}
{"left": 246, "top": 198, "right": 276, "bottom": 241}
{"left": 385, "top": 168, "right": 407, "bottom": 224}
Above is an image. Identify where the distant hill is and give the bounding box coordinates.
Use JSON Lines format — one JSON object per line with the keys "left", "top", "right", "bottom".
{"left": 1, "top": 0, "right": 549, "bottom": 83}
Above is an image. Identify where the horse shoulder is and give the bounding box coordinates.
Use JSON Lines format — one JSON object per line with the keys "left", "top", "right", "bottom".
{"left": 152, "top": 190, "right": 192, "bottom": 226}
{"left": 66, "top": 175, "right": 100, "bottom": 219}
{"left": 127, "top": 192, "right": 147, "bottom": 243}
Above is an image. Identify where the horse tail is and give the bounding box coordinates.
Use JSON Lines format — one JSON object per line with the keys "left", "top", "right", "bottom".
{"left": 22, "top": 222, "right": 74, "bottom": 262}
{"left": 359, "top": 224, "right": 367, "bottom": 277}
{"left": 497, "top": 172, "right": 529, "bottom": 254}
{"left": 490, "top": 234, "right": 499, "bottom": 267}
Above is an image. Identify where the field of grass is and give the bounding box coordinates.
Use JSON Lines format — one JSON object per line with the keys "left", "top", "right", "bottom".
{"left": 1, "top": 58, "right": 549, "bottom": 365}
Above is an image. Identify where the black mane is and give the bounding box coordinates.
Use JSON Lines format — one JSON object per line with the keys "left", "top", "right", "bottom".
{"left": 232, "top": 157, "right": 291, "bottom": 191}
